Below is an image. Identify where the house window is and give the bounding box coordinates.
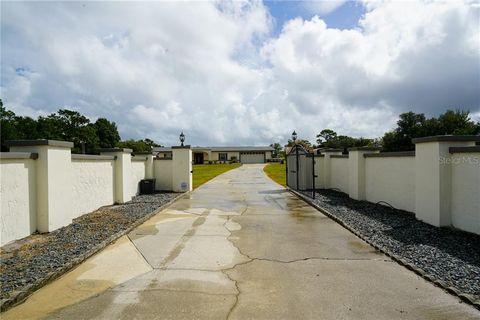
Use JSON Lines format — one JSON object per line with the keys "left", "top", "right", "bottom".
{"left": 219, "top": 153, "right": 228, "bottom": 161}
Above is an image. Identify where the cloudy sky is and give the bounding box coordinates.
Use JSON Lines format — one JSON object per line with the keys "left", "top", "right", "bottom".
{"left": 1, "top": 0, "right": 479, "bottom": 146}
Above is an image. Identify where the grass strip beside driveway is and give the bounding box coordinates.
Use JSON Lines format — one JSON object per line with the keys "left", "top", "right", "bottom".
{"left": 193, "top": 163, "right": 242, "bottom": 189}
{"left": 263, "top": 163, "right": 286, "bottom": 187}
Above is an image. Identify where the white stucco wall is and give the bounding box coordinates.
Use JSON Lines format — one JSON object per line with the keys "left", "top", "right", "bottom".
{"left": 71, "top": 159, "right": 115, "bottom": 219}
{"left": 154, "top": 160, "right": 173, "bottom": 190}
{"left": 265, "top": 151, "right": 272, "bottom": 160}
{"left": 131, "top": 161, "right": 146, "bottom": 196}
{"left": 365, "top": 156, "right": 415, "bottom": 212}
{"left": 330, "top": 158, "right": 349, "bottom": 193}
{"left": 0, "top": 158, "right": 37, "bottom": 245}
{"left": 450, "top": 152, "right": 480, "bottom": 234}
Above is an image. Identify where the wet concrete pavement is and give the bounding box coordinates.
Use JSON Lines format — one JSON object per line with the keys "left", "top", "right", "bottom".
{"left": 3, "top": 164, "right": 480, "bottom": 319}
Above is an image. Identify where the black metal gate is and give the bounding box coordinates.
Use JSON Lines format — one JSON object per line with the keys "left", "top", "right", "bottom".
{"left": 286, "top": 144, "right": 316, "bottom": 199}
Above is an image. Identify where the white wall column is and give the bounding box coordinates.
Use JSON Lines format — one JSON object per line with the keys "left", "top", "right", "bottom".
{"left": 321, "top": 149, "right": 343, "bottom": 189}
{"left": 134, "top": 152, "right": 154, "bottom": 178}
{"left": 348, "top": 147, "right": 380, "bottom": 200}
{"left": 413, "top": 135, "right": 479, "bottom": 227}
{"left": 8, "top": 140, "right": 73, "bottom": 232}
{"left": 100, "top": 148, "right": 133, "bottom": 203}
{"left": 172, "top": 145, "right": 193, "bottom": 192}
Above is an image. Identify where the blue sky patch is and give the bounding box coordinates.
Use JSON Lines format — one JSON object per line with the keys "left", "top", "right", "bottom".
{"left": 265, "top": 0, "right": 365, "bottom": 35}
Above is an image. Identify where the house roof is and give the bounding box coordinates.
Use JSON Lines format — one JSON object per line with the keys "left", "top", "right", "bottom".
{"left": 153, "top": 146, "right": 274, "bottom": 152}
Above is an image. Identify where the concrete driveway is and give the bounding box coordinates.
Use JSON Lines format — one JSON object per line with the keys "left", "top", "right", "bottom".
{"left": 4, "top": 164, "right": 479, "bottom": 319}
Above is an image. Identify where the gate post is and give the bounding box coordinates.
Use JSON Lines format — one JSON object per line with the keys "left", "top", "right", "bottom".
{"left": 172, "top": 145, "right": 193, "bottom": 192}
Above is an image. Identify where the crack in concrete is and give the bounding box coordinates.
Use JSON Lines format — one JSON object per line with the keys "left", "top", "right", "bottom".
{"left": 126, "top": 234, "right": 155, "bottom": 270}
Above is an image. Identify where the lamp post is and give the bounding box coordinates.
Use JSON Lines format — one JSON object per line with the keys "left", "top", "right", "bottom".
{"left": 179, "top": 131, "right": 185, "bottom": 147}
{"left": 292, "top": 130, "right": 299, "bottom": 191}
{"left": 291, "top": 130, "right": 297, "bottom": 143}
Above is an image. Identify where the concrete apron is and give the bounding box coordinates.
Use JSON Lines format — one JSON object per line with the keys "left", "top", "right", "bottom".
{"left": 4, "top": 164, "right": 479, "bottom": 319}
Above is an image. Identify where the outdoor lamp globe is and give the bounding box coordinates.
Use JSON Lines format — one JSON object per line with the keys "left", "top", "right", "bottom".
{"left": 180, "top": 131, "right": 185, "bottom": 146}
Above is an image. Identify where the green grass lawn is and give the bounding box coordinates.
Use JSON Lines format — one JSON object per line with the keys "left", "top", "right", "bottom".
{"left": 193, "top": 163, "right": 242, "bottom": 189}
{"left": 263, "top": 162, "right": 286, "bottom": 187}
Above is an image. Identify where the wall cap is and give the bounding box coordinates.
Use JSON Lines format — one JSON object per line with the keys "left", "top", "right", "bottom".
{"left": 132, "top": 157, "right": 148, "bottom": 161}
{"left": 71, "top": 154, "right": 116, "bottom": 160}
{"left": 171, "top": 145, "right": 191, "bottom": 149}
{"left": 98, "top": 148, "right": 133, "bottom": 153}
{"left": 6, "top": 139, "right": 74, "bottom": 148}
{"left": 132, "top": 152, "right": 153, "bottom": 155}
{"left": 321, "top": 148, "right": 343, "bottom": 152}
{"left": 449, "top": 146, "right": 480, "bottom": 154}
{"left": 330, "top": 154, "right": 349, "bottom": 159}
{"left": 412, "top": 135, "right": 480, "bottom": 144}
{"left": 364, "top": 151, "right": 415, "bottom": 158}
{"left": 0, "top": 152, "right": 38, "bottom": 160}
{"left": 347, "top": 147, "right": 381, "bottom": 151}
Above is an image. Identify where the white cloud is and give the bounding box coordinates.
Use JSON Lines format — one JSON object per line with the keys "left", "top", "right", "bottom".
{"left": 1, "top": 0, "right": 478, "bottom": 146}
{"left": 304, "top": 0, "right": 348, "bottom": 15}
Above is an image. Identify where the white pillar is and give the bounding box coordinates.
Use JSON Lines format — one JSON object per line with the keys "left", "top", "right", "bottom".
{"left": 134, "top": 152, "right": 154, "bottom": 178}
{"left": 348, "top": 147, "right": 380, "bottom": 200}
{"left": 322, "top": 149, "right": 343, "bottom": 189}
{"left": 413, "top": 135, "right": 478, "bottom": 227}
{"left": 145, "top": 154, "right": 154, "bottom": 179}
{"left": 100, "top": 148, "right": 133, "bottom": 203}
{"left": 9, "top": 139, "right": 73, "bottom": 232}
{"left": 172, "top": 145, "right": 192, "bottom": 192}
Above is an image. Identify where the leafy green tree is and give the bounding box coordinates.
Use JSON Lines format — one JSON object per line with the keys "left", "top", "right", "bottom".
{"left": 382, "top": 110, "right": 480, "bottom": 151}
{"left": 269, "top": 142, "right": 282, "bottom": 158}
{"left": 0, "top": 100, "right": 18, "bottom": 151}
{"left": 94, "top": 118, "right": 120, "bottom": 148}
{"left": 40, "top": 109, "right": 99, "bottom": 153}
{"left": 316, "top": 129, "right": 337, "bottom": 145}
{"left": 116, "top": 138, "right": 162, "bottom": 153}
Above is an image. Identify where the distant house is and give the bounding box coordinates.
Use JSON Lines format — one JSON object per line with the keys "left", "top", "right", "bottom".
{"left": 153, "top": 146, "right": 274, "bottom": 164}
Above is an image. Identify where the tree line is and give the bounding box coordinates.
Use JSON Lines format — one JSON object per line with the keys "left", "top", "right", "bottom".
{"left": 0, "top": 100, "right": 162, "bottom": 153}
{"left": 274, "top": 109, "right": 479, "bottom": 154}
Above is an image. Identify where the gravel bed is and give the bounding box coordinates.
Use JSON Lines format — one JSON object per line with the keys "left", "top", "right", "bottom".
{"left": 308, "top": 189, "right": 480, "bottom": 303}
{"left": 0, "top": 192, "right": 177, "bottom": 308}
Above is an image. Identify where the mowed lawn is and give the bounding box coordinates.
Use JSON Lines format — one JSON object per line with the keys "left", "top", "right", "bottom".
{"left": 263, "top": 162, "right": 286, "bottom": 187}
{"left": 193, "top": 163, "right": 242, "bottom": 189}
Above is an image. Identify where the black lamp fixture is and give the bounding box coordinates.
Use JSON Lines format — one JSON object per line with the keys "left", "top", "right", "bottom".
{"left": 291, "top": 130, "right": 297, "bottom": 143}
{"left": 179, "top": 131, "right": 185, "bottom": 146}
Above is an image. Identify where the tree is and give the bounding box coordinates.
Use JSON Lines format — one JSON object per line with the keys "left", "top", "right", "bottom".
{"left": 314, "top": 128, "right": 373, "bottom": 151}
{"left": 40, "top": 109, "right": 99, "bottom": 153}
{"left": 116, "top": 138, "right": 162, "bottom": 153}
{"left": 382, "top": 110, "right": 480, "bottom": 151}
{"left": 0, "top": 100, "right": 18, "bottom": 151}
{"left": 316, "top": 129, "right": 337, "bottom": 145}
{"left": 270, "top": 142, "right": 282, "bottom": 158}
{"left": 94, "top": 118, "right": 120, "bottom": 148}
